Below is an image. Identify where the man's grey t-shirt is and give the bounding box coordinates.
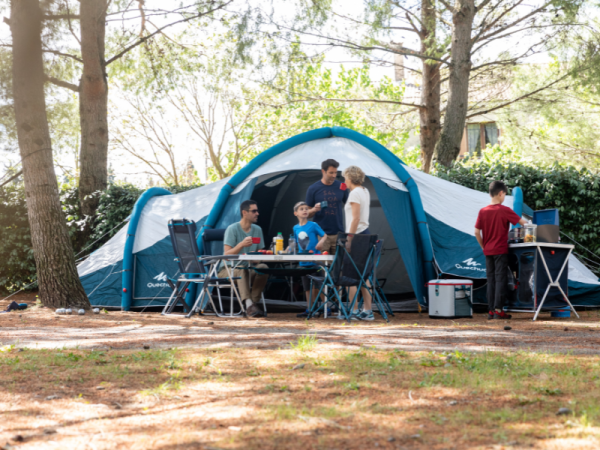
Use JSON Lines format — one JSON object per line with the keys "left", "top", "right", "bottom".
{"left": 223, "top": 222, "right": 265, "bottom": 267}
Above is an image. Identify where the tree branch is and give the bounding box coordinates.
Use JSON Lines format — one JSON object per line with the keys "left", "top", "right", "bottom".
{"left": 44, "top": 75, "right": 80, "bottom": 92}
{"left": 106, "top": 1, "right": 233, "bottom": 65}
{"left": 438, "top": 0, "right": 455, "bottom": 14}
{"left": 42, "top": 48, "right": 83, "bottom": 63}
{"left": 43, "top": 14, "right": 80, "bottom": 20}
{"left": 0, "top": 169, "right": 23, "bottom": 188}
{"left": 466, "top": 74, "right": 569, "bottom": 119}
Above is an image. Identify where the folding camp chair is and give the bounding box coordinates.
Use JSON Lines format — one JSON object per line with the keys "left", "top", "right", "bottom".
{"left": 307, "top": 233, "right": 381, "bottom": 320}
{"left": 161, "top": 219, "right": 246, "bottom": 318}
{"left": 197, "top": 229, "right": 243, "bottom": 317}
{"left": 362, "top": 239, "right": 394, "bottom": 319}
{"left": 203, "top": 228, "right": 271, "bottom": 317}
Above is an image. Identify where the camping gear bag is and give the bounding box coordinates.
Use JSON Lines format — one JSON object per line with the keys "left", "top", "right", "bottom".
{"left": 427, "top": 279, "right": 473, "bottom": 319}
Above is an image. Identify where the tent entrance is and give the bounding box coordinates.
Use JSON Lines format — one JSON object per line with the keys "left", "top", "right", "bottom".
{"left": 247, "top": 170, "right": 419, "bottom": 311}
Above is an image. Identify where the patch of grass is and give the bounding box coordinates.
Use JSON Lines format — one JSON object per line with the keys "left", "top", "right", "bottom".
{"left": 290, "top": 333, "right": 318, "bottom": 352}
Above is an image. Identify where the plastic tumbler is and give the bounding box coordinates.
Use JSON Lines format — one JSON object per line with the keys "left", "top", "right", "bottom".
{"left": 321, "top": 201, "right": 328, "bottom": 209}
{"left": 252, "top": 237, "right": 261, "bottom": 244}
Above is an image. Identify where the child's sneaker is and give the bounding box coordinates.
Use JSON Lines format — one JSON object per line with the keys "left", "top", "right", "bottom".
{"left": 349, "top": 311, "right": 361, "bottom": 321}
{"left": 357, "top": 311, "right": 375, "bottom": 321}
{"left": 494, "top": 311, "right": 512, "bottom": 320}
{"left": 488, "top": 311, "right": 495, "bottom": 320}
{"left": 296, "top": 310, "right": 310, "bottom": 318}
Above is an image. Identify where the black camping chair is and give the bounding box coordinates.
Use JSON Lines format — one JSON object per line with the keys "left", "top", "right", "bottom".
{"left": 162, "top": 219, "right": 245, "bottom": 318}
{"left": 307, "top": 233, "right": 381, "bottom": 320}
{"left": 361, "top": 239, "right": 394, "bottom": 319}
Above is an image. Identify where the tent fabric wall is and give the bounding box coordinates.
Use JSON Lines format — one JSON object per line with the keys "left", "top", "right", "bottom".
{"left": 371, "top": 177, "right": 425, "bottom": 303}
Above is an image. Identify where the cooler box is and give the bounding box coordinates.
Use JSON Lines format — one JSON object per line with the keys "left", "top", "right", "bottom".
{"left": 427, "top": 279, "right": 473, "bottom": 319}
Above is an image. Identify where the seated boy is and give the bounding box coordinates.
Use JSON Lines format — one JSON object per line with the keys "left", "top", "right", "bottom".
{"left": 292, "top": 202, "right": 328, "bottom": 318}
{"left": 475, "top": 181, "right": 528, "bottom": 320}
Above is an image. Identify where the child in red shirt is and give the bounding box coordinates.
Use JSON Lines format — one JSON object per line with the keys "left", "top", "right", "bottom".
{"left": 475, "top": 181, "right": 527, "bottom": 320}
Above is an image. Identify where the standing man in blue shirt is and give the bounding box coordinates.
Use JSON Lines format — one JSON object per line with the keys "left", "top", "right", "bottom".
{"left": 305, "top": 159, "right": 350, "bottom": 255}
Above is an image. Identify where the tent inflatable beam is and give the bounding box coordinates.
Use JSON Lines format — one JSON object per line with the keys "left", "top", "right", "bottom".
{"left": 192, "top": 126, "right": 436, "bottom": 305}
{"left": 122, "top": 187, "right": 172, "bottom": 310}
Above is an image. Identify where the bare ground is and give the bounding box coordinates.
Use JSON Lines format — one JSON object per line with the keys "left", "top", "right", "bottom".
{"left": 1, "top": 295, "right": 600, "bottom": 450}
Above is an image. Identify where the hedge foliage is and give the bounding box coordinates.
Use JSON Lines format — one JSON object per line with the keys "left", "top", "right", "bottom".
{"left": 434, "top": 150, "right": 600, "bottom": 274}
{"left": 0, "top": 182, "right": 202, "bottom": 294}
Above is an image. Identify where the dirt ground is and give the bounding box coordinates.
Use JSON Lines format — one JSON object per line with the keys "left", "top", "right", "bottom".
{"left": 1, "top": 294, "right": 600, "bottom": 354}
{"left": 2, "top": 294, "right": 600, "bottom": 449}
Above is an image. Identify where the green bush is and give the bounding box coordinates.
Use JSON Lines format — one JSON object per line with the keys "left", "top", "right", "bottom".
{"left": 0, "top": 182, "right": 203, "bottom": 294}
{"left": 433, "top": 147, "right": 600, "bottom": 274}
{"left": 0, "top": 184, "right": 36, "bottom": 292}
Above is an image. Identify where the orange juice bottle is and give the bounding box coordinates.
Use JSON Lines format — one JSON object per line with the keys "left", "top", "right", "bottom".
{"left": 276, "top": 232, "right": 284, "bottom": 254}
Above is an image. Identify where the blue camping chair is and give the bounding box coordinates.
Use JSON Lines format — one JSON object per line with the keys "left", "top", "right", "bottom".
{"left": 307, "top": 233, "right": 384, "bottom": 320}
{"left": 161, "top": 219, "right": 245, "bottom": 318}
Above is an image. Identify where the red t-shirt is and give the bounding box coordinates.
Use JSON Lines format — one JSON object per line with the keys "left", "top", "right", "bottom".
{"left": 475, "top": 204, "right": 521, "bottom": 255}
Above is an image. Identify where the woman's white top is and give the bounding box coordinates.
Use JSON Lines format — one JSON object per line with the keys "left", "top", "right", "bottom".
{"left": 345, "top": 186, "right": 370, "bottom": 233}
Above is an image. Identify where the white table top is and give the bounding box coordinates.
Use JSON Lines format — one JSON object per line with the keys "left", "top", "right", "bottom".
{"left": 237, "top": 254, "right": 335, "bottom": 262}
{"left": 509, "top": 243, "right": 574, "bottom": 249}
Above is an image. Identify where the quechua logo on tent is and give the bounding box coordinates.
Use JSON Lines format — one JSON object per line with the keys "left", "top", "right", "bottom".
{"left": 147, "top": 272, "right": 169, "bottom": 288}
{"left": 455, "top": 258, "right": 485, "bottom": 273}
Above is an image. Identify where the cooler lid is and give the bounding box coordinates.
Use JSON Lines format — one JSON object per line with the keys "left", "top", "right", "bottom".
{"left": 427, "top": 279, "right": 473, "bottom": 286}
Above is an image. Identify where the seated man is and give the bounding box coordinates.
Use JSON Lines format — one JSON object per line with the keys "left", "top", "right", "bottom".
{"left": 218, "top": 199, "right": 268, "bottom": 317}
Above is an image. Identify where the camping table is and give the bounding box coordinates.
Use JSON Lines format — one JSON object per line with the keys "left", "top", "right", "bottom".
{"left": 507, "top": 243, "right": 579, "bottom": 321}
{"left": 237, "top": 254, "right": 336, "bottom": 317}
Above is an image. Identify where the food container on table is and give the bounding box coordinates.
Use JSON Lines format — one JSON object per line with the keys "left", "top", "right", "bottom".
{"left": 508, "top": 227, "right": 524, "bottom": 244}
{"left": 524, "top": 223, "right": 537, "bottom": 243}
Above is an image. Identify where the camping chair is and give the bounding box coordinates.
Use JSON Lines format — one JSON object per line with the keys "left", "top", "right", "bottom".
{"left": 361, "top": 239, "right": 394, "bottom": 319}
{"left": 161, "top": 219, "right": 245, "bottom": 318}
{"left": 198, "top": 229, "right": 244, "bottom": 317}
{"left": 203, "top": 228, "right": 271, "bottom": 317}
{"left": 307, "top": 233, "right": 380, "bottom": 320}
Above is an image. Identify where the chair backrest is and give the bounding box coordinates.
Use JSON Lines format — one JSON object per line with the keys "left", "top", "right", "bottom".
{"left": 330, "top": 233, "right": 379, "bottom": 286}
{"left": 202, "top": 228, "right": 226, "bottom": 257}
{"left": 366, "top": 239, "right": 384, "bottom": 277}
{"left": 168, "top": 218, "right": 206, "bottom": 275}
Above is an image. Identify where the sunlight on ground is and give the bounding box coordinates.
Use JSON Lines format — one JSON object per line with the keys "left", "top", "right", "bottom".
{"left": 1, "top": 341, "right": 600, "bottom": 449}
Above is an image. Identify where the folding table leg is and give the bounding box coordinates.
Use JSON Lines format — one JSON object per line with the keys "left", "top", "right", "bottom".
{"left": 533, "top": 284, "right": 552, "bottom": 321}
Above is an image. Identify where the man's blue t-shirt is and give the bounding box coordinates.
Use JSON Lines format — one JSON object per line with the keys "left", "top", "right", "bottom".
{"left": 305, "top": 180, "right": 349, "bottom": 235}
{"left": 294, "top": 222, "right": 325, "bottom": 267}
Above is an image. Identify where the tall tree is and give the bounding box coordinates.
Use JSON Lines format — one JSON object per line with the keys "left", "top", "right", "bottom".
{"left": 8, "top": 0, "right": 89, "bottom": 309}
{"left": 78, "top": 0, "right": 108, "bottom": 219}
{"left": 433, "top": 0, "right": 586, "bottom": 166}
{"left": 276, "top": 0, "right": 587, "bottom": 170}
{"left": 43, "top": 0, "right": 233, "bottom": 223}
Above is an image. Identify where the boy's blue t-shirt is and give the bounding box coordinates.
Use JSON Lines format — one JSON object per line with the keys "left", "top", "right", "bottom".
{"left": 294, "top": 222, "right": 325, "bottom": 267}
{"left": 305, "top": 180, "right": 349, "bottom": 235}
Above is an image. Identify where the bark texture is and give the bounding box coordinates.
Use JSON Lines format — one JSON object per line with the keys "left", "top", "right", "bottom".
{"left": 418, "top": 0, "right": 441, "bottom": 174}
{"left": 78, "top": 0, "right": 108, "bottom": 218}
{"left": 10, "top": 0, "right": 90, "bottom": 309}
{"left": 435, "top": 0, "right": 476, "bottom": 167}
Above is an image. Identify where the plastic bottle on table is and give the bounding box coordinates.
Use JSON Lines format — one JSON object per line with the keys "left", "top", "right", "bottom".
{"left": 275, "top": 233, "right": 283, "bottom": 254}
{"left": 276, "top": 232, "right": 284, "bottom": 254}
{"left": 289, "top": 234, "right": 297, "bottom": 255}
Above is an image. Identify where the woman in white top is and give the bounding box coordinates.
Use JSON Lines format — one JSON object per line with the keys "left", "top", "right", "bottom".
{"left": 342, "top": 165, "right": 373, "bottom": 321}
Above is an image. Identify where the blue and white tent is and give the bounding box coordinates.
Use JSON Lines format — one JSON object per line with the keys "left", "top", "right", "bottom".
{"left": 78, "top": 127, "right": 600, "bottom": 310}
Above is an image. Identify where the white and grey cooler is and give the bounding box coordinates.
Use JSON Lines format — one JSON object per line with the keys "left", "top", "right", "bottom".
{"left": 427, "top": 279, "right": 473, "bottom": 319}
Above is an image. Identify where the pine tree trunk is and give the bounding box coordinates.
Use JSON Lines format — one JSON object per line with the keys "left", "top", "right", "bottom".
{"left": 434, "top": 0, "right": 476, "bottom": 167}
{"left": 419, "top": 0, "right": 441, "bottom": 174}
{"left": 78, "top": 0, "right": 108, "bottom": 220}
{"left": 9, "top": 0, "right": 90, "bottom": 309}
